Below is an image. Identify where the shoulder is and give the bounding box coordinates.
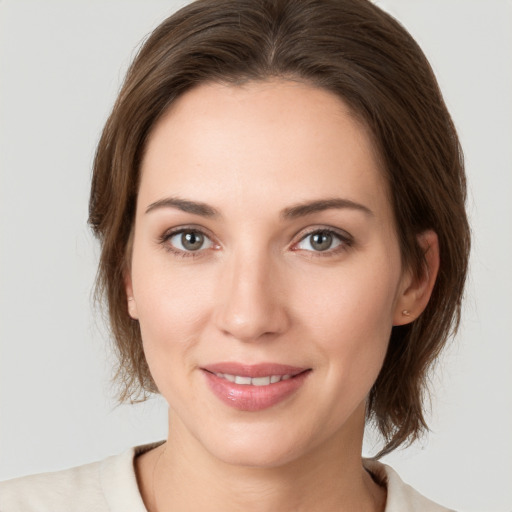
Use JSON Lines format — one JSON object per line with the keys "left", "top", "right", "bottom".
{"left": 0, "top": 444, "right": 158, "bottom": 512}
{"left": 0, "top": 458, "right": 107, "bottom": 512}
{"left": 364, "top": 459, "right": 456, "bottom": 512}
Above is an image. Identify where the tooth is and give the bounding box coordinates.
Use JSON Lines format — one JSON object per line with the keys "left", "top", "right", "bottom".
{"left": 281, "top": 374, "right": 291, "bottom": 381}
{"left": 252, "top": 376, "right": 271, "bottom": 386}
{"left": 223, "top": 373, "right": 236, "bottom": 382}
{"left": 235, "top": 376, "right": 252, "bottom": 385}
{"left": 270, "top": 375, "right": 280, "bottom": 384}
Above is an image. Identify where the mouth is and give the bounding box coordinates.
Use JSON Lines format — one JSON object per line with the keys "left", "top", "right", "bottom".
{"left": 201, "top": 363, "right": 311, "bottom": 411}
{"left": 208, "top": 372, "right": 294, "bottom": 386}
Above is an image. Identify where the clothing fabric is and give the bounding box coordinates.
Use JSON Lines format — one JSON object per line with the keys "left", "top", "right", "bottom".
{"left": 0, "top": 443, "right": 454, "bottom": 511}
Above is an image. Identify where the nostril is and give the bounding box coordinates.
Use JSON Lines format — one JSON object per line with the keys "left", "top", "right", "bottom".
{"left": 212, "top": 264, "right": 291, "bottom": 341}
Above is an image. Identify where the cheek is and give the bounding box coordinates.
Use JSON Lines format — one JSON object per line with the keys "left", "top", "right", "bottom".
{"left": 294, "top": 254, "right": 400, "bottom": 379}
{"left": 297, "top": 255, "right": 400, "bottom": 332}
{"left": 130, "top": 249, "right": 217, "bottom": 380}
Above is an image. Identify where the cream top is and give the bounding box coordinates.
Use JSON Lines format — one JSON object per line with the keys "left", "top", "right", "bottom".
{"left": 0, "top": 443, "right": 454, "bottom": 511}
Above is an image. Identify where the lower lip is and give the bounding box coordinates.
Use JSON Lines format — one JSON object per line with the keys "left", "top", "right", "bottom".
{"left": 203, "top": 371, "right": 310, "bottom": 412}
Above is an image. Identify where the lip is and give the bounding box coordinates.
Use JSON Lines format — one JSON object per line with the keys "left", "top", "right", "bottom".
{"left": 203, "top": 362, "right": 307, "bottom": 378}
{"left": 201, "top": 362, "right": 311, "bottom": 411}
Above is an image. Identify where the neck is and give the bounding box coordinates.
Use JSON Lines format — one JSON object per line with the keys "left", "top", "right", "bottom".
{"left": 136, "top": 408, "right": 385, "bottom": 512}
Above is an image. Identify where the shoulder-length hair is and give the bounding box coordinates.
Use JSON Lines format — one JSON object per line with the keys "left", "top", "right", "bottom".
{"left": 89, "top": 0, "right": 470, "bottom": 457}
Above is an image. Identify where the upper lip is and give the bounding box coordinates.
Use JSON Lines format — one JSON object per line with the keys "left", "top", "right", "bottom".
{"left": 201, "top": 362, "right": 309, "bottom": 378}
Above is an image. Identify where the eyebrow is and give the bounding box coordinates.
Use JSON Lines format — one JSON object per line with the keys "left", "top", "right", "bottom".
{"left": 281, "top": 198, "right": 374, "bottom": 219}
{"left": 145, "top": 196, "right": 373, "bottom": 219}
{"left": 145, "top": 197, "right": 220, "bottom": 217}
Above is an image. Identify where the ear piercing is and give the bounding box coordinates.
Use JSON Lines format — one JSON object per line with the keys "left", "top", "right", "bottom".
{"left": 127, "top": 297, "right": 137, "bottom": 320}
{"left": 401, "top": 310, "right": 411, "bottom": 316}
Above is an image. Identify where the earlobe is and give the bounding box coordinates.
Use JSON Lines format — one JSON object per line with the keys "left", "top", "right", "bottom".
{"left": 124, "top": 273, "right": 139, "bottom": 320}
{"left": 393, "top": 230, "right": 440, "bottom": 326}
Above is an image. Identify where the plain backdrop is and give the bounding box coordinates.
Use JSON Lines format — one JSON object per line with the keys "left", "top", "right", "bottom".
{"left": 0, "top": 1, "right": 511, "bottom": 511}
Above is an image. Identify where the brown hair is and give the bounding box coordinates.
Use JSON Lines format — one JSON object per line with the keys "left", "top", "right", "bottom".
{"left": 89, "top": 0, "right": 470, "bottom": 457}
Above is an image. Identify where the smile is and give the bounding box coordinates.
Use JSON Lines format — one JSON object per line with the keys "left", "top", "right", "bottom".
{"left": 201, "top": 363, "right": 311, "bottom": 411}
{"left": 212, "top": 373, "right": 292, "bottom": 386}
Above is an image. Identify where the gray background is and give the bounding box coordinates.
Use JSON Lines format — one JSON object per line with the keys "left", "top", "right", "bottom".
{"left": 1, "top": 1, "right": 511, "bottom": 510}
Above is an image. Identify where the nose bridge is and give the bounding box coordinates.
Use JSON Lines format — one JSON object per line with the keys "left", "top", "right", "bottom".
{"left": 214, "top": 243, "right": 288, "bottom": 341}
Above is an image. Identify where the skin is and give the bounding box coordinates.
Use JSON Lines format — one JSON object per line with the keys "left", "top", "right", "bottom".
{"left": 126, "top": 80, "right": 439, "bottom": 512}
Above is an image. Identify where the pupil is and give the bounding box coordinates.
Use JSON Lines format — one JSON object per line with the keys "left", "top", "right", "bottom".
{"left": 182, "top": 232, "right": 203, "bottom": 251}
{"left": 311, "top": 232, "right": 332, "bottom": 251}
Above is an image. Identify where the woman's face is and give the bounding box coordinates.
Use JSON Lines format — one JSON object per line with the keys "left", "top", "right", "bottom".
{"left": 127, "top": 80, "right": 413, "bottom": 467}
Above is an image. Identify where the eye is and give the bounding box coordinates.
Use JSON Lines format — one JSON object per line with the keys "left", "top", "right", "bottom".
{"left": 166, "top": 229, "right": 214, "bottom": 253}
{"left": 294, "top": 229, "right": 351, "bottom": 253}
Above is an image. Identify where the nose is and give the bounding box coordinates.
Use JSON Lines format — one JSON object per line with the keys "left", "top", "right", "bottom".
{"left": 213, "top": 249, "right": 290, "bottom": 342}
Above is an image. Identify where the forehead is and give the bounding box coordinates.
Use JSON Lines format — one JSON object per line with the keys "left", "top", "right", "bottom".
{"left": 139, "top": 79, "right": 389, "bottom": 217}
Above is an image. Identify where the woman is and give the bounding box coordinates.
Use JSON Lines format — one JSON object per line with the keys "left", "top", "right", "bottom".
{"left": 1, "top": 0, "right": 470, "bottom": 510}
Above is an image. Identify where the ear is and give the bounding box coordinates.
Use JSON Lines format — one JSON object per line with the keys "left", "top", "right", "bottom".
{"left": 393, "top": 230, "right": 440, "bottom": 326}
{"left": 124, "top": 272, "right": 139, "bottom": 320}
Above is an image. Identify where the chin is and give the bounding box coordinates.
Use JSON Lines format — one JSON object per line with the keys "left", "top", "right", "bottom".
{"left": 208, "top": 437, "right": 305, "bottom": 469}
{"left": 194, "top": 417, "right": 334, "bottom": 470}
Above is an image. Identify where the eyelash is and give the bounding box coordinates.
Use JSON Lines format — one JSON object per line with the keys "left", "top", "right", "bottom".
{"left": 158, "top": 226, "right": 353, "bottom": 259}
{"left": 158, "top": 226, "right": 217, "bottom": 259}
{"left": 292, "top": 227, "right": 353, "bottom": 257}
